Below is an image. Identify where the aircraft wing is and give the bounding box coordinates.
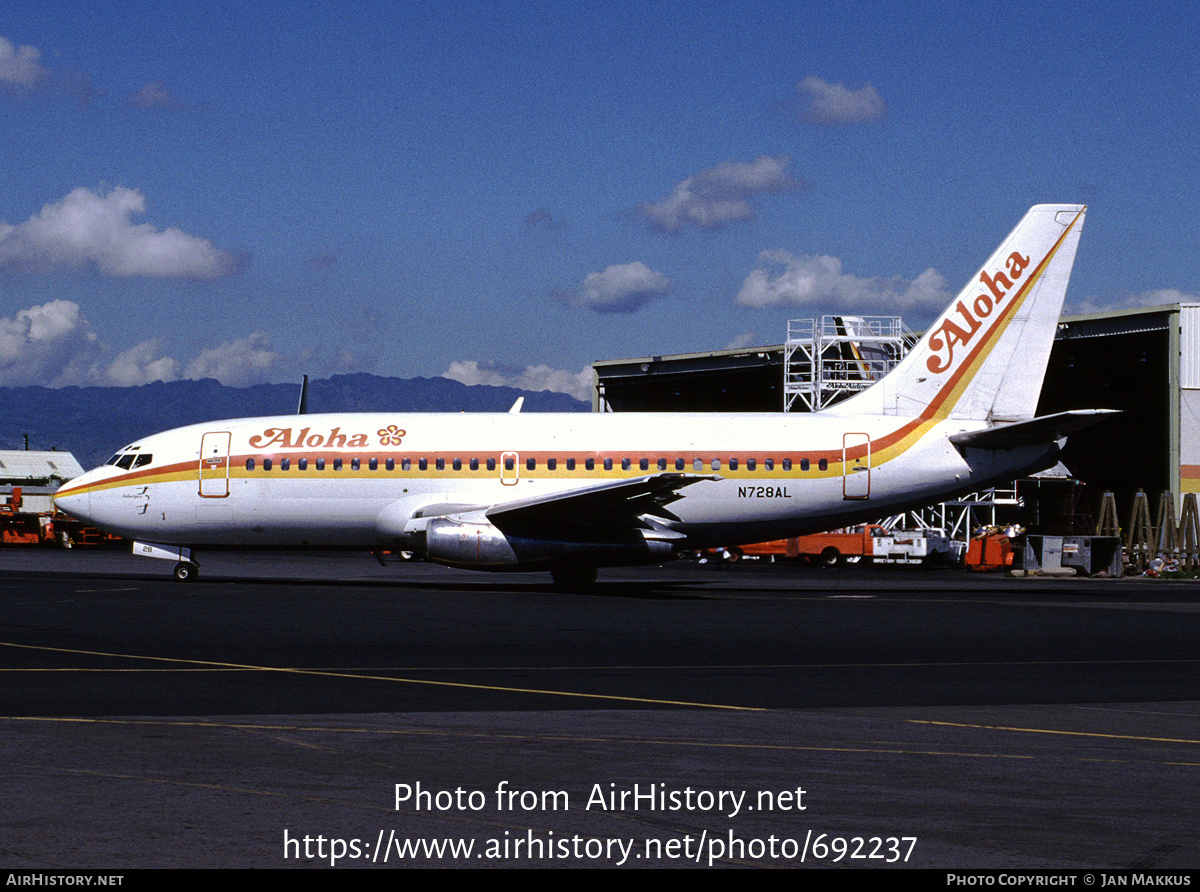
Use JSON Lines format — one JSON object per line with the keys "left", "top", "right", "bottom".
{"left": 949, "top": 409, "right": 1119, "bottom": 450}
{"left": 485, "top": 472, "right": 719, "bottom": 533}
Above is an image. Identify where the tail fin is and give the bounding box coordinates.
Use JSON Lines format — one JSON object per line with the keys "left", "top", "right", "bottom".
{"left": 826, "top": 204, "right": 1085, "bottom": 422}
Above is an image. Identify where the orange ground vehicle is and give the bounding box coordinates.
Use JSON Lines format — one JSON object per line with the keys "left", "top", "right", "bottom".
{"left": 716, "top": 524, "right": 887, "bottom": 566}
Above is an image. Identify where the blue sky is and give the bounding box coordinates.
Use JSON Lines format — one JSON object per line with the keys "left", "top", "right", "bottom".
{"left": 2, "top": 1, "right": 1197, "bottom": 399}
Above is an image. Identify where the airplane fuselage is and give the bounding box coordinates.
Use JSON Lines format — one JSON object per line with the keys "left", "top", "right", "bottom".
{"left": 56, "top": 409, "right": 1053, "bottom": 560}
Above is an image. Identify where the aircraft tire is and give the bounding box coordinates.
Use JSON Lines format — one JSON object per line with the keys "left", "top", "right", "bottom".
{"left": 173, "top": 561, "right": 199, "bottom": 582}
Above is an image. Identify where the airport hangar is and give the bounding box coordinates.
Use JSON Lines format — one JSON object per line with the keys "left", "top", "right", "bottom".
{"left": 591, "top": 302, "right": 1200, "bottom": 528}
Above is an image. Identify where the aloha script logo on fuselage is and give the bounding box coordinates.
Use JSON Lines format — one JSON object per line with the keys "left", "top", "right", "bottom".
{"left": 926, "top": 251, "right": 1030, "bottom": 374}
{"left": 250, "top": 426, "right": 377, "bottom": 449}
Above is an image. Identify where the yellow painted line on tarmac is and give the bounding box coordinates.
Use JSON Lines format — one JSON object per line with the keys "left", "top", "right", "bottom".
{"left": 1, "top": 714, "right": 1033, "bottom": 761}
{"left": 0, "top": 640, "right": 760, "bottom": 712}
{"left": 8, "top": 716, "right": 1199, "bottom": 767}
{"left": 910, "top": 719, "right": 1200, "bottom": 747}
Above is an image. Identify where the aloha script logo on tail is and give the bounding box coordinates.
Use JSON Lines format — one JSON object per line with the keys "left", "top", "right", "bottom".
{"left": 926, "top": 250, "right": 1030, "bottom": 374}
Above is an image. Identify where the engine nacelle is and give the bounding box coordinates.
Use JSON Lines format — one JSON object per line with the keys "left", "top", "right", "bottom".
{"left": 425, "top": 516, "right": 521, "bottom": 568}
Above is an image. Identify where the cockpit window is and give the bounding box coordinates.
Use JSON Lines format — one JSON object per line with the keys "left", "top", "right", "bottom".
{"left": 108, "top": 451, "right": 153, "bottom": 471}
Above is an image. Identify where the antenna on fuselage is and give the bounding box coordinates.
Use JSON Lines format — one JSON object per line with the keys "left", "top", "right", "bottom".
{"left": 297, "top": 375, "right": 309, "bottom": 415}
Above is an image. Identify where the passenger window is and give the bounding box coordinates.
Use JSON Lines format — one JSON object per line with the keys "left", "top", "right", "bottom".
{"left": 245, "top": 458, "right": 255, "bottom": 471}
{"left": 566, "top": 458, "right": 576, "bottom": 471}
{"left": 487, "top": 458, "right": 496, "bottom": 471}
{"left": 299, "top": 458, "right": 308, "bottom": 470}
{"left": 675, "top": 458, "right": 684, "bottom": 470}
{"left": 693, "top": 458, "right": 703, "bottom": 471}
{"left": 547, "top": 458, "right": 557, "bottom": 470}
{"left": 333, "top": 459, "right": 343, "bottom": 471}
{"left": 729, "top": 458, "right": 738, "bottom": 470}
{"left": 452, "top": 458, "right": 462, "bottom": 471}
{"left": 470, "top": 458, "right": 479, "bottom": 471}
{"left": 658, "top": 458, "right": 667, "bottom": 471}
{"left": 369, "top": 458, "right": 378, "bottom": 471}
{"left": 818, "top": 458, "right": 828, "bottom": 471}
{"left": 747, "top": 459, "right": 757, "bottom": 471}
{"left": 800, "top": 458, "right": 810, "bottom": 471}
{"left": 504, "top": 457, "right": 514, "bottom": 471}
{"left": 526, "top": 458, "right": 536, "bottom": 471}
{"left": 639, "top": 458, "right": 649, "bottom": 471}
{"left": 765, "top": 459, "right": 774, "bottom": 471}
{"left": 401, "top": 458, "right": 410, "bottom": 471}
{"left": 316, "top": 458, "right": 326, "bottom": 471}
{"left": 280, "top": 458, "right": 290, "bottom": 471}
{"left": 711, "top": 459, "right": 721, "bottom": 471}
{"left": 386, "top": 458, "right": 395, "bottom": 471}
{"left": 351, "top": 458, "right": 361, "bottom": 471}
{"left": 782, "top": 458, "right": 792, "bottom": 471}
{"left": 436, "top": 458, "right": 445, "bottom": 471}
{"left": 621, "top": 458, "right": 630, "bottom": 471}
{"left": 263, "top": 458, "right": 273, "bottom": 471}
{"left": 603, "top": 458, "right": 613, "bottom": 471}
{"left": 585, "top": 458, "right": 595, "bottom": 471}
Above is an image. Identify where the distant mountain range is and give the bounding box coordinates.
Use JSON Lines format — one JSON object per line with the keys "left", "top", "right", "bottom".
{"left": 0, "top": 373, "right": 588, "bottom": 471}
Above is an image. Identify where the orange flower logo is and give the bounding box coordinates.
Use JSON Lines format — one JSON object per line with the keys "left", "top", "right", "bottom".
{"left": 377, "top": 425, "right": 406, "bottom": 446}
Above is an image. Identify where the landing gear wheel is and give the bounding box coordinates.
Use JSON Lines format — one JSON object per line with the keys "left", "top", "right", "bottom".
{"left": 173, "top": 561, "right": 199, "bottom": 582}
{"left": 551, "top": 565, "right": 599, "bottom": 591}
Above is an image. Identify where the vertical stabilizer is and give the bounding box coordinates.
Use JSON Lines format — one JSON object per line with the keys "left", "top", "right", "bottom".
{"left": 826, "top": 205, "right": 1085, "bottom": 422}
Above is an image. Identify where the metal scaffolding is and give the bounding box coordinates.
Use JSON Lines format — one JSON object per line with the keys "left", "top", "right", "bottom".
{"left": 879, "top": 486, "right": 1022, "bottom": 538}
{"left": 784, "top": 315, "right": 914, "bottom": 412}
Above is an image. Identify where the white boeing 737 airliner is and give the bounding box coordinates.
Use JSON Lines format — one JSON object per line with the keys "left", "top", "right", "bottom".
{"left": 54, "top": 205, "right": 1107, "bottom": 586}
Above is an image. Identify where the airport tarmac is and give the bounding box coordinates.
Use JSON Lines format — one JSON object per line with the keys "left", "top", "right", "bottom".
{"left": 1, "top": 549, "right": 1199, "bottom": 868}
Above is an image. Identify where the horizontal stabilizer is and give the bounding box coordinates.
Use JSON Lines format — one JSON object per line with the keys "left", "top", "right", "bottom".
{"left": 949, "top": 410, "right": 1119, "bottom": 450}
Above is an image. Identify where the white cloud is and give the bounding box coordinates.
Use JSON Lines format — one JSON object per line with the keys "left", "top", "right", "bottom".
{"left": 129, "top": 81, "right": 176, "bottom": 108}
{"left": 0, "top": 35, "right": 50, "bottom": 92}
{"left": 558, "top": 261, "right": 672, "bottom": 313}
{"left": 725, "top": 332, "right": 758, "bottom": 350}
{"left": 637, "top": 155, "right": 796, "bottom": 232}
{"left": 1067, "top": 288, "right": 1200, "bottom": 316}
{"left": 0, "top": 300, "right": 100, "bottom": 386}
{"left": 0, "top": 186, "right": 245, "bottom": 279}
{"left": 738, "top": 250, "right": 950, "bottom": 313}
{"left": 443, "top": 360, "right": 593, "bottom": 402}
{"left": 104, "top": 339, "right": 182, "bottom": 387}
{"left": 797, "top": 76, "right": 885, "bottom": 124}
{"left": 0, "top": 300, "right": 283, "bottom": 387}
{"left": 184, "top": 333, "right": 280, "bottom": 387}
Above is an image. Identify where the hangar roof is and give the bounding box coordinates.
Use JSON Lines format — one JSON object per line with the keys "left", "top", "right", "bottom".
{"left": 0, "top": 451, "right": 85, "bottom": 486}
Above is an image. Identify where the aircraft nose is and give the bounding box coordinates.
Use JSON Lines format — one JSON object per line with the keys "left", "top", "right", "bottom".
{"left": 53, "top": 475, "right": 94, "bottom": 523}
